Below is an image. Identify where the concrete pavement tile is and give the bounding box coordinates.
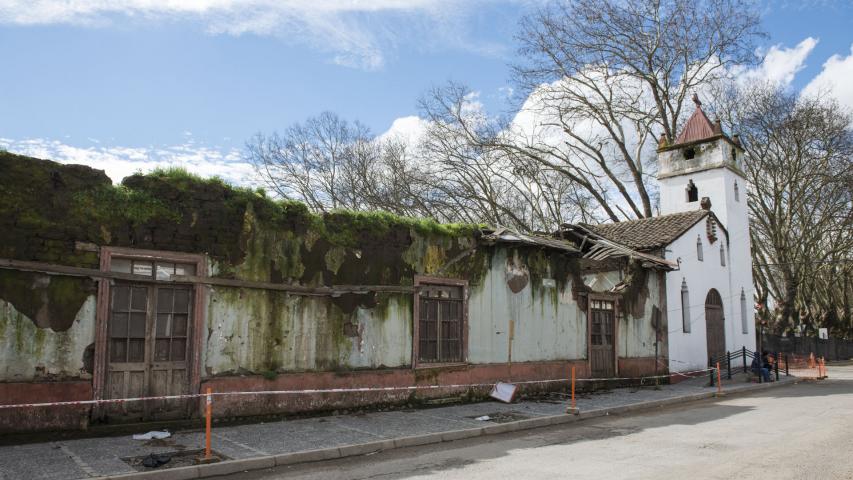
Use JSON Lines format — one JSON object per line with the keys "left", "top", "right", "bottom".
{"left": 0, "top": 443, "right": 88, "bottom": 480}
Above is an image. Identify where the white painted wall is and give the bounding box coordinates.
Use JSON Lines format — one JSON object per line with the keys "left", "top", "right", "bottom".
{"left": 659, "top": 138, "right": 756, "bottom": 372}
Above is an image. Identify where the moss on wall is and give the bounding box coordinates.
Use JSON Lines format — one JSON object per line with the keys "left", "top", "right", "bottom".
{"left": 1, "top": 153, "right": 483, "bottom": 283}
{"left": 0, "top": 270, "right": 95, "bottom": 332}
{"left": 9, "top": 154, "right": 650, "bottom": 379}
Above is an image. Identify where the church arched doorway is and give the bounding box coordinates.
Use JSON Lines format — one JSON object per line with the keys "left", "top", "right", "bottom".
{"left": 705, "top": 289, "right": 726, "bottom": 361}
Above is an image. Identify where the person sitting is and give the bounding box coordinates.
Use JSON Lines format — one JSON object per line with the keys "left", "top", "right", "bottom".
{"left": 763, "top": 350, "right": 775, "bottom": 380}
{"left": 751, "top": 351, "right": 770, "bottom": 382}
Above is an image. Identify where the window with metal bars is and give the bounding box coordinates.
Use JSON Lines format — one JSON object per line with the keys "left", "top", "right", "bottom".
{"left": 417, "top": 283, "right": 464, "bottom": 364}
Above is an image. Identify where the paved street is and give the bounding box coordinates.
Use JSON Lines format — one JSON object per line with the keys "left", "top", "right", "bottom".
{"left": 0, "top": 371, "right": 794, "bottom": 479}
{"left": 225, "top": 365, "right": 853, "bottom": 480}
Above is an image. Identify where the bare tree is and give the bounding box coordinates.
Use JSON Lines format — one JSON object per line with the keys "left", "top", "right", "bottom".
{"left": 722, "top": 83, "right": 853, "bottom": 336}
{"left": 418, "top": 83, "right": 594, "bottom": 230}
{"left": 247, "top": 112, "right": 375, "bottom": 212}
{"left": 421, "top": 0, "right": 762, "bottom": 225}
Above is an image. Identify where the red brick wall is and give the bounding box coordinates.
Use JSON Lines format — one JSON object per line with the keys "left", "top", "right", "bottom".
{"left": 0, "top": 381, "right": 92, "bottom": 433}
{"left": 201, "top": 360, "right": 592, "bottom": 419}
{"left": 617, "top": 357, "right": 660, "bottom": 378}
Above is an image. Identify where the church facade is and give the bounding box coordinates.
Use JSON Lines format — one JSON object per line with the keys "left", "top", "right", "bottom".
{"left": 584, "top": 96, "right": 756, "bottom": 372}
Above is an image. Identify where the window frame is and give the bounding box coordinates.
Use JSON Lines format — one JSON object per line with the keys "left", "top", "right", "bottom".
{"left": 412, "top": 275, "right": 469, "bottom": 368}
{"left": 686, "top": 179, "right": 698, "bottom": 202}
{"left": 697, "top": 236, "right": 704, "bottom": 262}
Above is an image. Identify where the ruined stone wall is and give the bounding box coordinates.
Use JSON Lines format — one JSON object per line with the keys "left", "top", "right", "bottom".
{"left": 0, "top": 153, "right": 664, "bottom": 387}
{"left": 0, "top": 153, "right": 484, "bottom": 382}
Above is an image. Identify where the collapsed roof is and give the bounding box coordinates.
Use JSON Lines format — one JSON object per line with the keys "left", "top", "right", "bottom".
{"left": 480, "top": 226, "right": 677, "bottom": 270}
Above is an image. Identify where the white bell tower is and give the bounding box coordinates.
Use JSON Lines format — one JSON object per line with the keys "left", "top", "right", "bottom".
{"left": 657, "top": 94, "right": 755, "bottom": 360}
{"left": 657, "top": 94, "right": 747, "bottom": 230}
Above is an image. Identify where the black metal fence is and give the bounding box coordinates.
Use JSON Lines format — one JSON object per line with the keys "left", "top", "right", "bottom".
{"left": 708, "top": 347, "right": 787, "bottom": 386}
{"left": 761, "top": 335, "right": 853, "bottom": 361}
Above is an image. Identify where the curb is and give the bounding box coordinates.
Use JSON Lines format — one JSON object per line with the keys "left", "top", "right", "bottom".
{"left": 102, "top": 379, "right": 796, "bottom": 479}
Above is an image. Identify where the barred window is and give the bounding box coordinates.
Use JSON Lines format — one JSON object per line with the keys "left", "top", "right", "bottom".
{"left": 417, "top": 282, "right": 465, "bottom": 364}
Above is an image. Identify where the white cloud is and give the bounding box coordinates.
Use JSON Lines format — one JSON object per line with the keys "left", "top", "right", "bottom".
{"left": 0, "top": 0, "right": 517, "bottom": 70}
{"left": 803, "top": 44, "right": 853, "bottom": 111}
{"left": 735, "top": 37, "right": 818, "bottom": 86}
{"left": 0, "top": 137, "right": 256, "bottom": 186}
{"left": 378, "top": 115, "right": 428, "bottom": 147}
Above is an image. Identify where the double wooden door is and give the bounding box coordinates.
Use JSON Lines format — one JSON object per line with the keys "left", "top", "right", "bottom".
{"left": 105, "top": 283, "right": 193, "bottom": 420}
{"left": 589, "top": 299, "right": 616, "bottom": 378}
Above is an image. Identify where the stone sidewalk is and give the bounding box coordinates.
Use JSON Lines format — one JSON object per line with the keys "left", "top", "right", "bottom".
{"left": 0, "top": 374, "right": 797, "bottom": 480}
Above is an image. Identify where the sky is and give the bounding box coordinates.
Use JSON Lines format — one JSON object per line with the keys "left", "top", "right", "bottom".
{"left": 1, "top": 0, "right": 852, "bottom": 185}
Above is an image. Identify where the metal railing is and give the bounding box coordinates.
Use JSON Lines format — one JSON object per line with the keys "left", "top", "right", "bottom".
{"left": 708, "top": 347, "right": 788, "bottom": 386}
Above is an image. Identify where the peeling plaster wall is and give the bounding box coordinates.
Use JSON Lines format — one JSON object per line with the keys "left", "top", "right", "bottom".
{"left": 468, "top": 248, "right": 586, "bottom": 364}
{"left": 618, "top": 271, "right": 663, "bottom": 359}
{"left": 203, "top": 289, "right": 412, "bottom": 376}
{"left": 0, "top": 295, "right": 96, "bottom": 381}
{"left": 1, "top": 154, "right": 665, "bottom": 387}
{"left": 581, "top": 269, "right": 662, "bottom": 360}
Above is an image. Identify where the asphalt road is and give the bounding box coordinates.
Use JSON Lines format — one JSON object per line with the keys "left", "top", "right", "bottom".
{"left": 223, "top": 365, "right": 853, "bottom": 480}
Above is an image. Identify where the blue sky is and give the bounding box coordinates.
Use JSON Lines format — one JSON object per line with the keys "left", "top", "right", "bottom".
{"left": 1, "top": 1, "right": 851, "bottom": 183}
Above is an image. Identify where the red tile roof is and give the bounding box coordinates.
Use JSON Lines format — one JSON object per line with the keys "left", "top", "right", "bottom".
{"left": 673, "top": 95, "right": 719, "bottom": 146}
{"left": 580, "top": 210, "right": 710, "bottom": 251}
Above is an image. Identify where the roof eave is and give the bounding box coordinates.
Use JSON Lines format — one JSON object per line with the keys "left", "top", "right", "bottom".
{"left": 657, "top": 133, "right": 744, "bottom": 153}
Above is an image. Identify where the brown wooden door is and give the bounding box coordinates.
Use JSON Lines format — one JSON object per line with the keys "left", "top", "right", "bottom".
{"left": 105, "top": 283, "right": 192, "bottom": 421}
{"left": 589, "top": 299, "right": 616, "bottom": 378}
{"left": 705, "top": 289, "right": 726, "bottom": 361}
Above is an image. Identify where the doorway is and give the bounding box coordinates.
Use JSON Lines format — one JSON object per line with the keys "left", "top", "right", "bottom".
{"left": 705, "top": 289, "right": 726, "bottom": 361}
{"left": 95, "top": 251, "right": 204, "bottom": 422}
{"left": 589, "top": 298, "right": 616, "bottom": 377}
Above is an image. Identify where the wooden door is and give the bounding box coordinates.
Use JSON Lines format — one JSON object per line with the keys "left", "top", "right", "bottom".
{"left": 149, "top": 286, "right": 192, "bottom": 418}
{"left": 589, "top": 299, "right": 616, "bottom": 378}
{"left": 106, "top": 284, "right": 149, "bottom": 419}
{"left": 105, "top": 283, "right": 192, "bottom": 421}
{"left": 705, "top": 289, "right": 726, "bottom": 361}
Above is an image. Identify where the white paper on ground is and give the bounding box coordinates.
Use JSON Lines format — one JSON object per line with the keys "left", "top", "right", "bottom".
{"left": 489, "top": 382, "right": 517, "bottom": 403}
{"left": 132, "top": 431, "right": 171, "bottom": 440}
{"left": 475, "top": 415, "right": 491, "bottom": 421}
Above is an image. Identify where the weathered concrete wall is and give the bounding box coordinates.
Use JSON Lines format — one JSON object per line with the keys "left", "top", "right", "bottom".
{"left": 468, "top": 247, "right": 586, "bottom": 364}
{"left": 0, "top": 297, "right": 95, "bottom": 380}
{"left": 0, "top": 154, "right": 667, "bottom": 428}
{"left": 581, "top": 264, "right": 664, "bottom": 362}
{"left": 204, "top": 290, "right": 413, "bottom": 375}
{"left": 202, "top": 243, "right": 664, "bottom": 379}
